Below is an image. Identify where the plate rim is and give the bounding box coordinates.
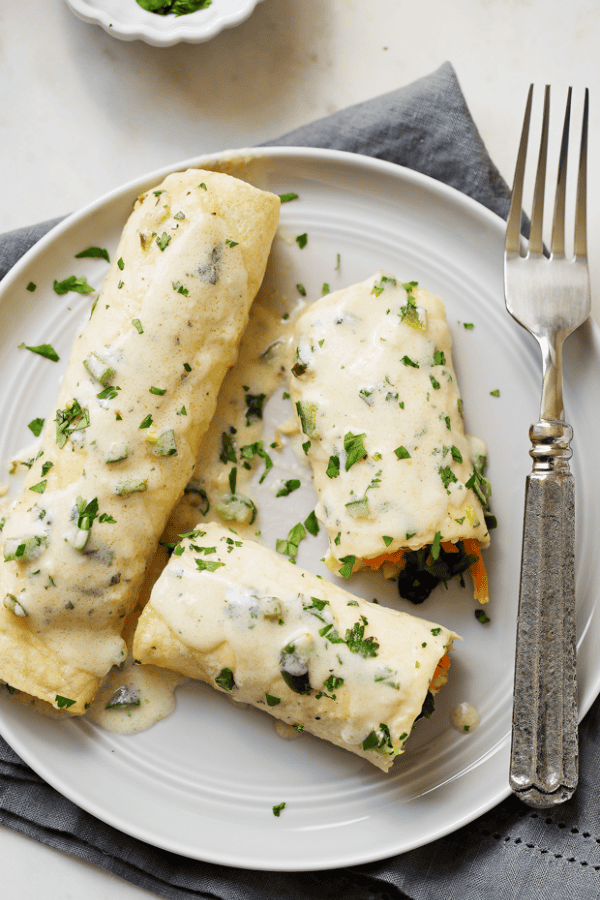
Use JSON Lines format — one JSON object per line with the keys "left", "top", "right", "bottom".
{"left": 1, "top": 145, "right": 599, "bottom": 870}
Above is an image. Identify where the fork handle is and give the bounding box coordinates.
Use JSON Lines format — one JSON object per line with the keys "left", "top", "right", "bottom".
{"left": 509, "top": 420, "right": 578, "bottom": 807}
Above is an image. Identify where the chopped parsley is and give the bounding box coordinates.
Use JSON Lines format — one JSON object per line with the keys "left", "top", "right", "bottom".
{"left": 55, "top": 695, "right": 76, "bottom": 709}
{"left": 338, "top": 554, "right": 355, "bottom": 580}
{"left": 215, "top": 667, "right": 234, "bottom": 693}
{"left": 156, "top": 232, "right": 171, "bottom": 251}
{"left": 295, "top": 233, "right": 308, "bottom": 249}
{"left": 196, "top": 558, "right": 226, "bottom": 573}
{"left": 382, "top": 535, "right": 393, "bottom": 547}
{"left": 21, "top": 343, "right": 60, "bottom": 362}
{"left": 394, "top": 446, "right": 411, "bottom": 459}
{"left": 53, "top": 275, "right": 95, "bottom": 296}
{"left": 463, "top": 322, "right": 474, "bottom": 330}
{"left": 139, "top": 414, "right": 153, "bottom": 429}
{"left": 296, "top": 283, "right": 307, "bottom": 296}
{"left": 55, "top": 400, "right": 90, "bottom": 449}
{"left": 326, "top": 455, "right": 340, "bottom": 478}
{"left": 371, "top": 275, "right": 397, "bottom": 297}
{"left": 276, "top": 479, "right": 301, "bottom": 497}
{"left": 475, "top": 609, "right": 491, "bottom": 624}
{"left": 26, "top": 282, "right": 36, "bottom": 292}
{"left": 75, "top": 246, "right": 110, "bottom": 262}
{"left": 490, "top": 389, "right": 500, "bottom": 397}
{"left": 272, "top": 802, "right": 286, "bottom": 817}
{"left": 276, "top": 522, "right": 306, "bottom": 561}
{"left": 344, "top": 432, "right": 367, "bottom": 470}
{"left": 132, "top": 319, "right": 143, "bottom": 334}
{"left": 149, "top": 386, "right": 166, "bottom": 395}
{"left": 117, "top": 257, "right": 125, "bottom": 270}
{"left": 28, "top": 417, "right": 45, "bottom": 437}
{"left": 401, "top": 355, "right": 419, "bottom": 368}
{"left": 279, "top": 193, "right": 298, "bottom": 203}
{"left": 29, "top": 480, "right": 47, "bottom": 494}
{"left": 434, "top": 349, "right": 446, "bottom": 365}
{"left": 220, "top": 432, "right": 237, "bottom": 464}
{"left": 304, "top": 510, "right": 320, "bottom": 536}
{"left": 244, "top": 392, "right": 266, "bottom": 426}
{"left": 266, "top": 694, "right": 281, "bottom": 706}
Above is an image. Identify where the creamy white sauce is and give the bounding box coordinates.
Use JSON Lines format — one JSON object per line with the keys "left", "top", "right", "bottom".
{"left": 0, "top": 169, "right": 279, "bottom": 713}
{"left": 289, "top": 273, "right": 490, "bottom": 574}
{"left": 451, "top": 701, "right": 480, "bottom": 733}
{"left": 136, "top": 522, "right": 457, "bottom": 771}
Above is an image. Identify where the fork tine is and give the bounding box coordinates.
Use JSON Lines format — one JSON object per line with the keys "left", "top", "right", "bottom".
{"left": 529, "top": 86, "right": 551, "bottom": 255}
{"left": 506, "top": 84, "right": 533, "bottom": 255}
{"left": 574, "top": 87, "right": 589, "bottom": 259}
{"left": 550, "top": 88, "right": 571, "bottom": 257}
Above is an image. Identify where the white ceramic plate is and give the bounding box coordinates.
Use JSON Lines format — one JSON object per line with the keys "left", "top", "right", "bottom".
{"left": 1, "top": 148, "right": 600, "bottom": 871}
{"left": 64, "top": 0, "right": 266, "bottom": 46}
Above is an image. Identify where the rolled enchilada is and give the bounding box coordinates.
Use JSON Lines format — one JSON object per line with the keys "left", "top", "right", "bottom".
{"left": 132, "top": 522, "right": 457, "bottom": 772}
{"left": 289, "top": 273, "right": 492, "bottom": 601}
{"left": 0, "top": 169, "right": 279, "bottom": 713}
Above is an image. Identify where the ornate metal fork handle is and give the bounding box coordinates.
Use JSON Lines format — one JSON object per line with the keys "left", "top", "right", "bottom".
{"left": 505, "top": 86, "right": 590, "bottom": 808}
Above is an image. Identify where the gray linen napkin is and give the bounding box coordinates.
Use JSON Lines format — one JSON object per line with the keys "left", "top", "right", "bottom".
{"left": 1, "top": 62, "right": 599, "bottom": 900}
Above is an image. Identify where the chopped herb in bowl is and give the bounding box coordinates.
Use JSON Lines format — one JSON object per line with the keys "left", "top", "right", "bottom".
{"left": 136, "top": 0, "right": 212, "bottom": 14}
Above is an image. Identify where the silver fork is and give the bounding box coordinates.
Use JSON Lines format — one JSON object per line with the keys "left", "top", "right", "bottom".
{"left": 505, "top": 85, "right": 590, "bottom": 808}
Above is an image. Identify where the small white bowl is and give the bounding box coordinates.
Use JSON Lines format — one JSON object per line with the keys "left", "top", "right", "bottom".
{"left": 64, "top": 0, "right": 267, "bottom": 47}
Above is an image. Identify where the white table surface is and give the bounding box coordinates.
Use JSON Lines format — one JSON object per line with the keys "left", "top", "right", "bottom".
{"left": 1, "top": 0, "right": 598, "bottom": 896}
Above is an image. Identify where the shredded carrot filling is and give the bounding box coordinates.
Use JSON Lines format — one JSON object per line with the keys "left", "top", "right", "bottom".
{"left": 430, "top": 653, "right": 451, "bottom": 691}
{"left": 363, "top": 548, "right": 405, "bottom": 570}
{"left": 463, "top": 538, "right": 489, "bottom": 604}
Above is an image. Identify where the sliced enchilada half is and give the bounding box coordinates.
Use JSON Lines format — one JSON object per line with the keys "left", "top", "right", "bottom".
{"left": 132, "top": 522, "right": 458, "bottom": 772}
{"left": 0, "top": 169, "right": 279, "bottom": 713}
{"left": 289, "top": 272, "right": 492, "bottom": 601}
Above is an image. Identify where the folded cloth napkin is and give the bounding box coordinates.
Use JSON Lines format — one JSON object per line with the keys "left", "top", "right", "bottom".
{"left": 1, "top": 61, "right": 599, "bottom": 900}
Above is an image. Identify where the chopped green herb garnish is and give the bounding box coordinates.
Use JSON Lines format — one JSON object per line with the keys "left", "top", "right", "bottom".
{"left": 431, "top": 627, "right": 442, "bottom": 636}
{"left": 302, "top": 440, "right": 311, "bottom": 455}
{"left": 272, "top": 802, "right": 286, "bottom": 817}
{"left": 266, "top": 693, "right": 281, "bottom": 706}
{"left": 344, "top": 432, "right": 367, "bottom": 470}
{"left": 220, "top": 432, "right": 237, "bottom": 464}
{"left": 296, "top": 283, "right": 307, "bottom": 296}
{"left": 304, "top": 510, "right": 320, "bottom": 536}
{"left": 490, "top": 389, "right": 500, "bottom": 397}
{"left": 156, "top": 232, "right": 171, "bottom": 251}
{"left": 276, "top": 522, "right": 306, "bottom": 561}
{"left": 383, "top": 535, "right": 393, "bottom": 547}
{"left": 172, "top": 281, "right": 189, "bottom": 296}
{"left": 338, "top": 555, "right": 356, "bottom": 580}
{"left": 29, "top": 480, "right": 47, "bottom": 494}
{"left": 55, "top": 695, "right": 76, "bottom": 709}
{"left": 75, "top": 246, "right": 110, "bottom": 262}
{"left": 28, "top": 418, "right": 45, "bottom": 437}
{"left": 22, "top": 343, "right": 60, "bottom": 362}
{"left": 463, "top": 322, "right": 474, "bottom": 330}
{"left": 149, "top": 386, "right": 166, "bottom": 395}
{"left": 183, "top": 362, "right": 191, "bottom": 372}
{"left": 55, "top": 400, "right": 90, "bottom": 449}
{"left": 401, "top": 355, "right": 419, "bottom": 368}
{"left": 26, "top": 282, "right": 36, "bottom": 292}
{"left": 295, "top": 233, "right": 308, "bottom": 249}
{"left": 429, "top": 374, "right": 441, "bottom": 390}
{"left": 53, "top": 276, "right": 95, "bottom": 296}
{"left": 475, "top": 609, "right": 491, "bottom": 624}
{"left": 279, "top": 193, "right": 298, "bottom": 203}
{"left": 132, "top": 319, "right": 143, "bottom": 334}
{"left": 139, "top": 414, "right": 153, "bottom": 429}
{"left": 117, "top": 257, "right": 125, "bottom": 270}
{"left": 196, "top": 558, "right": 226, "bottom": 573}
{"left": 431, "top": 531, "right": 442, "bottom": 560}
{"left": 394, "top": 446, "right": 410, "bottom": 459}
{"left": 216, "top": 667, "right": 234, "bottom": 692}
{"left": 326, "top": 455, "right": 340, "bottom": 478}
{"left": 276, "top": 479, "right": 301, "bottom": 497}
{"left": 371, "top": 275, "right": 397, "bottom": 297}
{"left": 434, "top": 349, "right": 446, "bottom": 365}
